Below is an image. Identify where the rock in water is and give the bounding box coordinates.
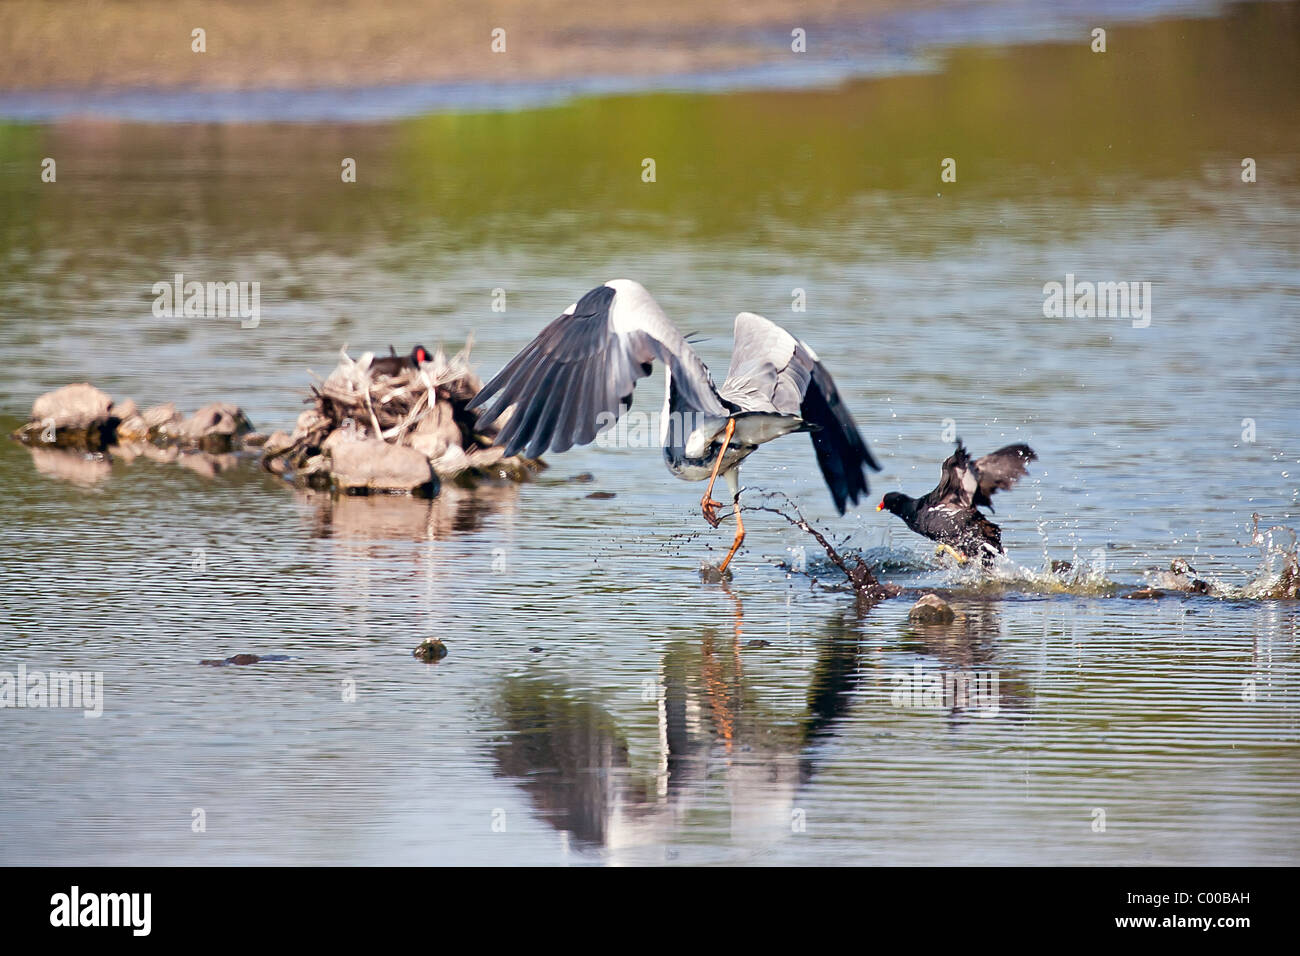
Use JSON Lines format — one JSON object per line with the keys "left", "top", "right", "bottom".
{"left": 1121, "top": 588, "right": 1166, "bottom": 599}
{"left": 413, "top": 638, "right": 448, "bottom": 661}
{"left": 262, "top": 431, "right": 296, "bottom": 458}
{"left": 699, "top": 563, "right": 732, "bottom": 583}
{"left": 261, "top": 341, "right": 544, "bottom": 490}
{"left": 200, "top": 654, "right": 261, "bottom": 666}
{"left": 199, "top": 654, "right": 291, "bottom": 666}
{"left": 412, "top": 399, "right": 465, "bottom": 466}
{"left": 139, "top": 402, "right": 184, "bottom": 442}
{"left": 14, "top": 388, "right": 256, "bottom": 458}
{"left": 16, "top": 383, "right": 118, "bottom": 449}
{"left": 115, "top": 412, "right": 150, "bottom": 442}
{"left": 31, "top": 383, "right": 115, "bottom": 430}
{"left": 909, "top": 593, "right": 957, "bottom": 624}
{"left": 177, "top": 402, "right": 254, "bottom": 452}
{"left": 431, "top": 444, "right": 470, "bottom": 478}
{"left": 328, "top": 438, "right": 438, "bottom": 495}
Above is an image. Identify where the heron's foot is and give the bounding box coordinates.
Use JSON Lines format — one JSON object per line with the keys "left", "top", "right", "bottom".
{"left": 701, "top": 496, "right": 723, "bottom": 529}
{"left": 699, "top": 562, "right": 733, "bottom": 583}
{"left": 935, "top": 542, "right": 969, "bottom": 565}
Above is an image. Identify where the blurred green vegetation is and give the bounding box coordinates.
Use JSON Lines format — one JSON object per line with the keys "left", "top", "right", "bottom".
{"left": 0, "top": 3, "right": 1295, "bottom": 267}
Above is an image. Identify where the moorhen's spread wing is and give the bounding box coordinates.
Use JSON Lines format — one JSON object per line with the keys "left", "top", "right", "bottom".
{"left": 972, "top": 443, "right": 1037, "bottom": 511}
{"left": 931, "top": 442, "right": 980, "bottom": 509}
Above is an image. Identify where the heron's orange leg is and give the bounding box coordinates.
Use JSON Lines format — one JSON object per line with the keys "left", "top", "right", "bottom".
{"left": 700, "top": 418, "right": 736, "bottom": 529}
{"left": 717, "top": 501, "right": 745, "bottom": 574}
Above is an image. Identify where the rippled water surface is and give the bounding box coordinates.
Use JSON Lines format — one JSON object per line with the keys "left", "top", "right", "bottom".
{"left": 1, "top": 3, "right": 1298, "bottom": 864}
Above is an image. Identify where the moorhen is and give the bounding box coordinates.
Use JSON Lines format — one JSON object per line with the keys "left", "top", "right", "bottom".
{"left": 878, "top": 441, "right": 1036, "bottom": 566}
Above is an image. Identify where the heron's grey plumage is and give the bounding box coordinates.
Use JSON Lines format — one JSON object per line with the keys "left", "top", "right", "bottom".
{"left": 718, "top": 311, "right": 879, "bottom": 513}
{"left": 467, "top": 280, "right": 726, "bottom": 459}
{"left": 467, "top": 280, "right": 878, "bottom": 513}
{"left": 718, "top": 311, "right": 810, "bottom": 414}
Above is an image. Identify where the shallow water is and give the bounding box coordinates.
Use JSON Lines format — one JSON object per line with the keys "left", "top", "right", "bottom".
{"left": 1, "top": 3, "right": 1298, "bottom": 864}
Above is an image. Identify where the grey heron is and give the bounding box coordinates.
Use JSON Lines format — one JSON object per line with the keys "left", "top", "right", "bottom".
{"left": 466, "top": 279, "right": 879, "bottom": 573}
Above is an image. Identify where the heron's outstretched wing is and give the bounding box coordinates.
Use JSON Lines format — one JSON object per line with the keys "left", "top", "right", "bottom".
{"left": 718, "top": 312, "right": 808, "bottom": 414}
{"left": 803, "top": 359, "right": 881, "bottom": 514}
{"left": 971, "top": 443, "right": 1036, "bottom": 511}
{"left": 466, "top": 279, "right": 726, "bottom": 458}
{"left": 720, "top": 312, "right": 879, "bottom": 514}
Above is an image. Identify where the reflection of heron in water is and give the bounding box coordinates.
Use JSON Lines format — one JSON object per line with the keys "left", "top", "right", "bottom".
{"left": 489, "top": 586, "right": 876, "bottom": 854}
{"left": 489, "top": 588, "right": 1036, "bottom": 852}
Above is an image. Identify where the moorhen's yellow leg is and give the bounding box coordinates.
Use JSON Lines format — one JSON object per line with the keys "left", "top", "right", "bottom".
{"left": 935, "top": 542, "right": 969, "bottom": 565}
{"left": 700, "top": 418, "right": 736, "bottom": 528}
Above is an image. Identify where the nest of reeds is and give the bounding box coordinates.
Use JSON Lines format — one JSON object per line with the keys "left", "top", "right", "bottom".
{"left": 261, "top": 341, "right": 543, "bottom": 492}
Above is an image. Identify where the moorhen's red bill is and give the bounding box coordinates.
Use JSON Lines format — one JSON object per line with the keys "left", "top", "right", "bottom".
{"left": 369, "top": 344, "right": 430, "bottom": 377}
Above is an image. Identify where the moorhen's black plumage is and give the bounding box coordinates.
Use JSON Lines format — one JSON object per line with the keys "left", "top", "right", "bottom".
{"left": 369, "top": 344, "right": 430, "bottom": 377}
{"left": 878, "top": 441, "right": 1037, "bottom": 565}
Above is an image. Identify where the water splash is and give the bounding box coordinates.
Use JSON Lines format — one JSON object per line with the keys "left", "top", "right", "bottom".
{"left": 1242, "top": 514, "right": 1300, "bottom": 601}
{"left": 941, "top": 553, "right": 1121, "bottom": 597}
{"left": 778, "top": 517, "right": 1300, "bottom": 603}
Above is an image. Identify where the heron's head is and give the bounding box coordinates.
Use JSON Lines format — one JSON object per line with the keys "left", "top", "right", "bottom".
{"left": 603, "top": 278, "right": 665, "bottom": 324}
{"left": 411, "top": 345, "right": 430, "bottom": 366}
{"left": 604, "top": 278, "right": 649, "bottom": 297}
{"left": 877, "top": 492, "right": 910, "bottom": 517}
